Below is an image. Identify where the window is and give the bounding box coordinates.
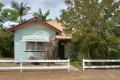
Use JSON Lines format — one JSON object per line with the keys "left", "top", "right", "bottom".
{"left": 26, "top": 42, "right": 35, "bottom": 51}
{"left": 26, "top": 42, "right": 44, "bottom": 51}
{"left": 36, "top": 42, "right": 43, "bottom": 50}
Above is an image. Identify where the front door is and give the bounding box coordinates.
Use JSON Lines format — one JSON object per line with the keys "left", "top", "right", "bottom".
{"left": 58, "top": 42, "right": 65, "bottom": 59}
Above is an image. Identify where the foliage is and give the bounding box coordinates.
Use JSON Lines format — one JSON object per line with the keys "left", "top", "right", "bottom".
{"left": 71, "top": 60, "right": 81, "bottom": 68}
{"left": 0, "top": 2, "right": 4, "bottom": 27}
{"left": 11, "top": 1, "right": 31, "bottom": 22}
{"left": 0, "top": 29, "right": 14, "bottom": 57}
{"left": 0, "top": 2, "right": 4, "bottom": 11}
{"left": 59, "top": 0, "right": 120, "bottom": 61}
{"left": 0, "top": 9, "right": 19, "bottom": 22}
{"left": 0, "top": 2, "right": 19, "bottom": 28}
{"left": 33, "top": 8, "right": 51, "bottom": 21}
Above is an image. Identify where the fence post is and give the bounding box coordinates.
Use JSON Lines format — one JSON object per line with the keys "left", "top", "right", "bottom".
{"left": 20, "top": 62, "right": 23, "bottom": 72}
{"left": 83, "top": 59, "right": 85, "bottom": 71}
{"left": 67, "top": 59, "right": 70, "bottom": 72}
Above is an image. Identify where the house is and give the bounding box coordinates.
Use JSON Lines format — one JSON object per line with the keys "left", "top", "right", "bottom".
{"left": 9, "top": 17, "right": 71, "bottom": 60}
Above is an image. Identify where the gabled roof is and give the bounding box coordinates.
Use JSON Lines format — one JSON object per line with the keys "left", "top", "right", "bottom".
{"left": 9, "top": 17, "right": 62, "bottom": 34}
{"left": 47, "top": 20, "right": 72, "bottom": 39}
{"left": 47, "top": 20, "right": 63, "bottom": 31}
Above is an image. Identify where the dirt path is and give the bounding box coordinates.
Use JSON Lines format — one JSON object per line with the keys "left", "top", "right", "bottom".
{"left": 0, "top": 70, "right": 120, "bottom": 80}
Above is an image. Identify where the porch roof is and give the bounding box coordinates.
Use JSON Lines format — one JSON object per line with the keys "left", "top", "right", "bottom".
{"left": 55, "top": 35, "right": 71, "bottom": 40}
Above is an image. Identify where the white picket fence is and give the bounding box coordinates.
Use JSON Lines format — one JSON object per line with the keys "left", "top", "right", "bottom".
{"left": 83, "top": 59, "right": 120, "bottom": 70}
{"left": 0, "top": 59, "right": 70, "bottom": 72}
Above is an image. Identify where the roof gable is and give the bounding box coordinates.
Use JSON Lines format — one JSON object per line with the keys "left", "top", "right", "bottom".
{"left": 9, "top": 17, "right": 62, "bottom": 34}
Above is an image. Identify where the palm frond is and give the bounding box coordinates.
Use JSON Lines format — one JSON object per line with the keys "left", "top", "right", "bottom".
{"left": 11, "top": 1, "right": 31, "bottom": 22}
{"left": 11, "top": 1, "right": 20, "bottom": 10}
{"left": 32, "top": 8, "right": 50, "bottom": 21}
{"left": 44, "top": 10, "right": 50, "bottom": 20}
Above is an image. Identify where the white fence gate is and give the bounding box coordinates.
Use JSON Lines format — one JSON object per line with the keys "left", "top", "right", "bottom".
{"left": 0, "top": 59, "right": 70, "bottom": 72}
{"left": 83, "top": 59, "right": 120, "bottom": 70}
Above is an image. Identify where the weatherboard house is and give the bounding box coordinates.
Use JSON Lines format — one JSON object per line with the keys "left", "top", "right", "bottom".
{"left": 9, "top": 17, "right": 71, "bottom": 60}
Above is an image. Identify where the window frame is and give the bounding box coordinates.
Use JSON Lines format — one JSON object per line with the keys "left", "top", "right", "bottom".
{"left": 25, "top": 42, "right": 45, "bottom": 52}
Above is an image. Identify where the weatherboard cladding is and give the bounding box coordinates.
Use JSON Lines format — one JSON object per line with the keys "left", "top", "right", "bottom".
{"left": 14, "top": 23, "right": 56, "bottom": 60}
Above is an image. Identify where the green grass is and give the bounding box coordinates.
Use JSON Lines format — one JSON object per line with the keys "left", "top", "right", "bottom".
{"left": 71, "top": 61, "right": 81, "bottom": 68}
{"left": 0, "top": 57, "right": 14, "bottom": 60}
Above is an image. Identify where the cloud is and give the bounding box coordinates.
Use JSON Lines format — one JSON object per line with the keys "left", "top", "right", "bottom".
{"left": 0, "top": 0, "right": 67, "bottom": 19}
{"left": 27, "top": 0, "right": 67, "bottom": 19}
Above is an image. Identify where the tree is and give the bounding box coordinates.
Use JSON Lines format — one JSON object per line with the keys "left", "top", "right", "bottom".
{"left": 0, "top": 9, "right": 19, "bottom": 22}
{"left": 33, "top": 8, "right": 51, "bottom": 21}
{"left": 0, "top": 2, "right": 4, "bottom": 27}
{"left": 0, "top": 2, "right": 19, "bottom": 28}
{"left": 11, "top": 1, "right": 31, "bottom": 22}
{"left": 0, "top": 2, "right": 16, "bottom": 57}
{"left": 0, "top": 2, "right": 4, "bottom": 11}
{"left": 59, "top": 0, "right": 120, "bottom": 60}
{"left": 0, "top": 29, "right": 14, "bottom": 57}
{"left": 0, "top": 9, "right": 19, "bottom": 28}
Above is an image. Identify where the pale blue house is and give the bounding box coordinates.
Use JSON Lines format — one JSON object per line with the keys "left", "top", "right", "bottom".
{"left": 9, "top": 17, "right": 71, "bottom": 60}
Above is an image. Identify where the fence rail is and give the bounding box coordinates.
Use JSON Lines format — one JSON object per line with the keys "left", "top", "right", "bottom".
{"left": 0, "top": 59, "right": 70, "bottom": 72}
{"left": 83, "top": 59, "right": 120, "bottom": 70}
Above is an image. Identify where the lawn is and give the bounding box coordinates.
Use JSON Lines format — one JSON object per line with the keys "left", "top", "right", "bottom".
{"left": 0, "top": 70, "right": 120, "bottom": 80}
{"left": 0, "top": 57, "right": 14, "bottom": 60}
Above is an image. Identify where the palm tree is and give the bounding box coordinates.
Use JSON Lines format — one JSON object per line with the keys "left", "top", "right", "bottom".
{"left": 11, "top": 1, "right": 31, "bottom": 23}
{"left": 33, "top": 8, "right": 51, "bottom": 21}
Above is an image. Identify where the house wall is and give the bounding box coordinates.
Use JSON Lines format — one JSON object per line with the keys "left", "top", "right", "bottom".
{"left": 14, "top": 23, "right": 56, "bottom": 60}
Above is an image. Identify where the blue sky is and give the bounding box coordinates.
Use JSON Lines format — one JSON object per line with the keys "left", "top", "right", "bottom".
{"left": 0, "top": 0, "right": 67, "bottom": 19}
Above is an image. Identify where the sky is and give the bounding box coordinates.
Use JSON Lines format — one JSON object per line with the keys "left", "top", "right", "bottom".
{"left": 0, "top": 0, "right": 119, "bottom": 27}
{"left": 0, "top": 0, "right": 67, "bottom": 19}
